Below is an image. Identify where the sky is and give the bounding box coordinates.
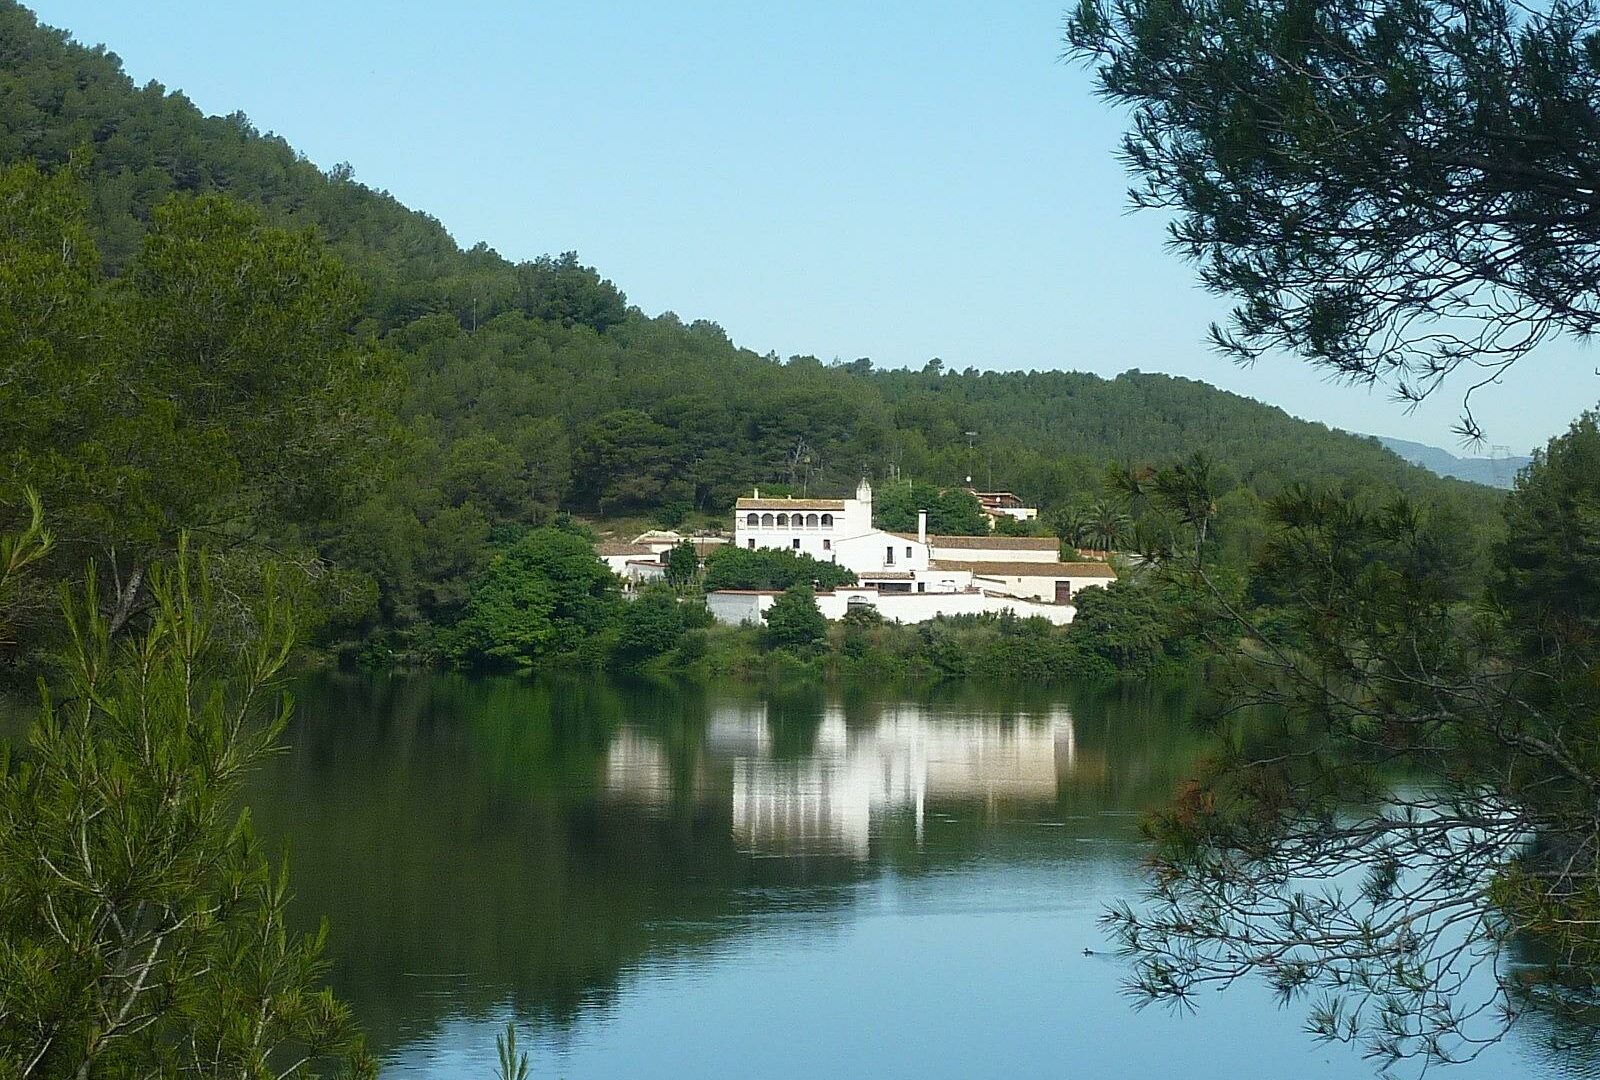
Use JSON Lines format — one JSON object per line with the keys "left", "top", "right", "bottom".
{"left": 26, "top": 1, "right": 1597, "bottom": 455}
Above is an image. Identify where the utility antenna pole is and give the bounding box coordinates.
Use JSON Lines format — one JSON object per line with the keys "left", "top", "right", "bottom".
{"left": 964, "top": 431, "right": 978, "bottom": 486}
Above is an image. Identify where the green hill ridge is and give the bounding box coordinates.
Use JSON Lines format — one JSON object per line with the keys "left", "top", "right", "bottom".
{"left": 0, "top": 0, "right": 1504, "bottom": 642}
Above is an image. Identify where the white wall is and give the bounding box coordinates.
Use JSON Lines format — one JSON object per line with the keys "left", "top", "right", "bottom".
{"left": 732, "top": 481, "right": 931, "bottom": 577}
{"left": 824, "top": 590, "right": 1075, "bottom": 626}
{"left": 733, "top": 515, "right": 843, "bottom": 562}
{"left": 831, "top": 530, "right": 929, "bottom": 575}
{"left": 601, "top": 553, "right": 637, "bottom": 576}
{"left": 706, "top": 591, "right": 770, "bottom": 626}
{"left": 733, "top": 501, "right": 856, "bottom": 562}
{"left": 917, "top": 568, "right": 973, "bottom": 593}
{"left": 705, "top": 588, "right": 1075, "bottom": 627}
{"left": 972, "top": 573, "right": 1109, "bottom": 603}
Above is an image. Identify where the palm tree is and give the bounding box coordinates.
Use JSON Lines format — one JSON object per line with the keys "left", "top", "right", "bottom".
{"left": 1086, "top": 499, "right": 1132, "bottom": 553}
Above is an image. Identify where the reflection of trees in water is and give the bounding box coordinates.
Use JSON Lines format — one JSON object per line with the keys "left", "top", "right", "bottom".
{"left": 250, "top": 673, "right": 1209, "bottom": 1058}
{"left": 1502, "top": 937, "right": 1600, "bottom": 1078}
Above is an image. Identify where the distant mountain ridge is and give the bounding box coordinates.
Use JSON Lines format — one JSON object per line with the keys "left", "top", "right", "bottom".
{"left": 1374, "top": 436, "right": 1531, "bottom": 489}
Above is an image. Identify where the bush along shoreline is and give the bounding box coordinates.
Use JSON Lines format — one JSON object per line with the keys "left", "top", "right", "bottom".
{"left": 331, "top": 525, "right": 1222, "bottom": 684}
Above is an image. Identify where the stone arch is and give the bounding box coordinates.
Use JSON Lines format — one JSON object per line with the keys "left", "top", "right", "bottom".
{"left": 760, "top": 513, "right": 774, "bottom": 527}
{"left": 746, "top": 513, "right": 759, "bottom": 527}
{"left": 805, "top": 513, "right": 820, "bottom": 527}
{"left": 821, "top": 513, "right": 833, "bottom": 527}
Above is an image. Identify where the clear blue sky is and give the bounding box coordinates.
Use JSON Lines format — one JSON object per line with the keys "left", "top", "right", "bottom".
{"left": 28, "top": 1, "right": 1597, "bottom": 455}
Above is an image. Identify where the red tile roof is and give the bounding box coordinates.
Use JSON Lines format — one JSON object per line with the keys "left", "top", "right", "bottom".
{"left": 735, "top": 498, "right": 848, "bottom": 510}
{"left": 931, "top": 559, "right": 1116, "bottom": 578}
{"left": 927, "top": 534, "right": 1059, "bottom": 550}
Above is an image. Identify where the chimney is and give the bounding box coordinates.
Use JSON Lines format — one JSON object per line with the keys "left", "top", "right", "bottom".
{"left": 917, "top": 510, "right": 927, "bottom": 545}
{"left": 753, "top": 486, "right": 759, "bottom": 499}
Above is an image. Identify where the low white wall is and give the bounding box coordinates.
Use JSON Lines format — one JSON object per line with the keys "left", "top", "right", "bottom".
{"left": 705, "top": 589, "right": 1074, "bottom": 627}
{"left": 706, "top": 591, "right": 771, "bottom": 626}
{"left": 971, "top": 575, "right": 1109, "bottom": 603}
{"left": 827, "top": 590, "right": 1074, "bottom": 625}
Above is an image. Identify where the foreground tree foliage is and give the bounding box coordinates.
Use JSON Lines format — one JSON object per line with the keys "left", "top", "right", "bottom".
{"left": 1107, "top": 414, "right": 1600, "bottom": 1068}
{"left": 1068, "top": 0, "right": 1600, "bottom": 435}
{"left": 0, "top": 543, "right": 369, "bottom": 1080}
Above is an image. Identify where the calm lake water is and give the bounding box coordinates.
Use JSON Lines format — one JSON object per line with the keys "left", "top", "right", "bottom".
{"left": 250, "top": 673, "right": 1591, "bottom": 1080}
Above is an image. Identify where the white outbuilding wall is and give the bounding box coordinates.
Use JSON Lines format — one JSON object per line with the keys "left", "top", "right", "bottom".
{"left": 705, "top": 588, "right": 1075, "bottom": 627}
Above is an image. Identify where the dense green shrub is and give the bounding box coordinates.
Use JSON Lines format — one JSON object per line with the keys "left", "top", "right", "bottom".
{"left": 872, "top": 482, "right": 989, "bottom": 535}
{"left": 443, "top": 527, "right": 621, "bottom": 669}
{"left": 762, "top": 585, "right": 829, "bottom": 652}
{"left": 614, "top": 585, "right": 686, "bottom": 667}
{"left": 702, "top": 546, "right": 856, "bottom": 591}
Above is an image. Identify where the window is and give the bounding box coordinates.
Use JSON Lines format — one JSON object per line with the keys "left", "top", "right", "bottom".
{"left": 822, "top": 539, "right": 831, "bottom": 551}
{"left": 746, "top": 513, "right": 759, "bottom": 527}
{"left": 760, "top": 513, "right": 774, "bottom": 527}
{"left": 792, "top": 538, "right": 801, "bottom": 549}
{"left": 776, "top": 513, "right": 789, "bottom": 527}
{"left": 806, "top": 513, "right": 819, "bottom": 527}
{"left": 821, "top": 513, "right": 833, "bottom": 527}
{"left": 917, "top": 582, "right": 926, "bottom": 593}
{"left": 747, "top": 539, "right": 756, "bottom": 550}
{"left": 885, "top": 546, "right": 895, "bottom": 565}
{"left": 905, "top": 546, "right": 913, "bottom": 558}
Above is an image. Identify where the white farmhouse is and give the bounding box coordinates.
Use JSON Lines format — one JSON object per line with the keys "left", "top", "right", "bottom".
{"left": 719, "top": 479, "right": 1116, "bottom": 623}
{"left": 735, "top": 479, "right": 940, "bottom": 592}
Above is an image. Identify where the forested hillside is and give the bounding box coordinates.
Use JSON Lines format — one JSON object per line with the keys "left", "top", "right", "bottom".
{"left": 0, "top": 1, "right": 1503, "bottom": 654}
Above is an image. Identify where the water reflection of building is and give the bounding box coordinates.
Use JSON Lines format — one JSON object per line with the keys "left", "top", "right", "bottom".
{"left": 602, "top": 727, "right": 710, "bottom": 805}
{"left": 602, "top": 701, "right": 1082, "bottom": 859}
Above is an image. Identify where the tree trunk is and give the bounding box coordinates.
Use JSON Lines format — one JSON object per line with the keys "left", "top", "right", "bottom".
{"left": 107, "top": 564, "right": 144, "bottom": 636}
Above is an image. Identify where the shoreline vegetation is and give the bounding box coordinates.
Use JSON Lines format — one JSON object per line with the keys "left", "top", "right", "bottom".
{"left": 333, "top": 526, "right": 1221, "bottom": 684}
{"left": 0, "top": 0, "right": 1504, "bottom": 692}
